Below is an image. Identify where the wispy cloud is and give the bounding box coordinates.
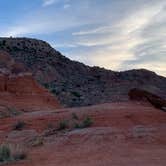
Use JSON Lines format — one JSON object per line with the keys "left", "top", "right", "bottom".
{"left": 64, "top": 4, "right": 71, "bottom": 9}
{"left": 0, "top": 0, "right": 165, "bottom": 76}
{"left": 42, "top": 0, "right": 57, "bottom": 7}
{"left": 72, "top": 26, "right": 114, "bottom": 36}
{"left": 67, "top": 0, "right": 166, "bottom": 76}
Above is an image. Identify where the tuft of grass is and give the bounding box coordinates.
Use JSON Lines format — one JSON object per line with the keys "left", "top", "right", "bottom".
{"left": 57, "top": 120, "right": 68, "bottom": 131}
{"left": 74, "top": 116, "right": 93, "bottom": 129}
{"left": 81, "top": 117, "right": 93, "bottom": 128}
{"left": 0, "top": 144, "right": 26, "bottom": 163}
{"left": 55, "top": 116, "right": 93, "bottom": 132}
{"left": 0, "top": 144, "right": 11, "bottom": 163}
{"left": 74, "top": 123, "right": 81, "bottom": 129}
{"left": 13, "top": 121, "right": 26, "bottom": 130}
{"left": 71, "top": 91, "right": 81, "bottom": 98}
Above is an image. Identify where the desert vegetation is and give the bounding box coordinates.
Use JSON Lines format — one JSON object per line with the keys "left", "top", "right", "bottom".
{"left": 0, "top": 144, "right": 26, "bottom": 164}
{"left": 74, "top": 116, "right": 93, "bottom": 129}
{"left": 57, "top": 114, "right": 93, "bottom": 131}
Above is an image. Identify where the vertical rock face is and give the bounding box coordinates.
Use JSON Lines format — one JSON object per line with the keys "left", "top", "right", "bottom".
{"left": 0, "top": 51, "right": 60, "bottom": 111}
{"left": 7, "top": 74, "right": 42, "bottom": 94}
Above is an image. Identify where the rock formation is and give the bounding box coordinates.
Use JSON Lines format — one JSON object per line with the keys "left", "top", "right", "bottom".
{"left": 0, "top": 37, "right": 166, "bottom": 107}
{"left": 0, "top": 51, "right": 60, "bottom": 112}
{"left": 129, "top": 88, "right": 166, "bottom": 111}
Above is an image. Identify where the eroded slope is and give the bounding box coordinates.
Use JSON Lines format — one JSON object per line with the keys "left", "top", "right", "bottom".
{"left": 0, "top": 37, "right": 166, "bottom": 107}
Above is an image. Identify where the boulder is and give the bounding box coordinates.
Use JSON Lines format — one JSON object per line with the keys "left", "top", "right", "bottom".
{"left": 128, "top": 88, "right": 166, "bottom": 110}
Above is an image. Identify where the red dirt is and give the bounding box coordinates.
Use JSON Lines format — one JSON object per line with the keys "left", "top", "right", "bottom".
{"left": 0, "top": 102, "right": 166, "bottom": 166}
{"left": 0, "top": 74, "right": 60, "bottom": 112}
{"left": 0, "top": 43, "right": 166, "bottom": 166}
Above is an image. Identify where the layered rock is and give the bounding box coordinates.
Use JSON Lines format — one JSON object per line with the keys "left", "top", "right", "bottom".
{"left": 0, "top": 37, "right": 166, "bottom": 107}
{"left": 0, "top": 51, "right": 60, "bottom": 112}
{"left": 128, "top": 88, "right": 166, "bottom": 110}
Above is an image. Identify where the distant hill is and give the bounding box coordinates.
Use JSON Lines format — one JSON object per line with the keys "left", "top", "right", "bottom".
{"left": 0, "top": 37, "right": 166, "bottom": 107}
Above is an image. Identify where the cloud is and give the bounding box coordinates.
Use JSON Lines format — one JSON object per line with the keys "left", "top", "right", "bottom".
{"left": 64, "top": 4, "right": 71, "bottom": 9}
{"left": 53, "top": 43, "right": 77, "bottom": 48}
{"left": 42, "top": 0, "right": 57, "bottom": 7}
{"left": 67, "top": 0, "right": 166, "bottom": 76}
{"left": 72, "top": 25, "right": 114, "bottom": 36}
{"left": 1, "top": 10, "right": 83, "bottom": 37}
{"left": 119, "top": 2, "right": 166, "bottom": 76}
{"left": 1, "top": 0, "right": 165, "bottom": 76}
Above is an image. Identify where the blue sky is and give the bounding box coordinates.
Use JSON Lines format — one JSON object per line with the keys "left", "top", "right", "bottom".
{"left": 0, "top": 0, "right": 166, "bottom": 76}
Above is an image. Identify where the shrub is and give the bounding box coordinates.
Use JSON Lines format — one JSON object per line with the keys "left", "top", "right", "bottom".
{"left": 13, "top": 121, "right": 26, "bottom": 130}
{"left": 0, "top": 144, "right": 11, "bottom": 163}
{"left": 2, "top": 40, "right": 6, "bottom": 46}
{"left": 51, "top": 89, "right": 57, "bottom": 94}
{"left": 74, "top": 123, "right": 81, "bottom": 129}
{"left": 0, "top": 144, "right": 27, "bottom": 163}
{"left": 71, "top": 91, "right": 81, "bottom": 98}
{"left": 12, "top": 46, "right": 19, "bottom": 51}
{"left": 74, "top": 116, "right": 93, "bottom": 129}
{"left": 57, "top": 120, "right": 68, "bottom": 130}
{"left": 82, "top": 117, "right": 93, "bottom": 128}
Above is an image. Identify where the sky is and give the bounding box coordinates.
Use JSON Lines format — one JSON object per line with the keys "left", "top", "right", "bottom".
{"left": 0, "top": 0, "right": 166, "bottom": 76}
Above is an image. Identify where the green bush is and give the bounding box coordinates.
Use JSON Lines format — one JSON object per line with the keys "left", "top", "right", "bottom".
{"left": 2, "top": 40, "right": 6, "bottom": 46}
{"left": 74, "top": 123, "right": 81, "bottom": 129}
{"left": 71, "top": 91, "right": 81, "bottom": 98}
{"left": 82, "top": 117, "right": 93, "bottom": 128}
{"left": 74, "top": 116, "right": 93, "bottom": 129}
{"left": 0, "top": 144, "right": 27, "bottom": 163}
{"left": 0, "top": 144, "right": 11, "bottom": 163}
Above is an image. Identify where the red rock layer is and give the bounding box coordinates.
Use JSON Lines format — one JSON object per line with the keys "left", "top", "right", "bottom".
{"left": 0, "top": 51, "right": 60, "bottom": 112}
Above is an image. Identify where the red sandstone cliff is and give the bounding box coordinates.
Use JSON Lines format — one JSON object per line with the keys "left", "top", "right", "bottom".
{"left": 0, "top": 51, "right": 60, "bottom": 112}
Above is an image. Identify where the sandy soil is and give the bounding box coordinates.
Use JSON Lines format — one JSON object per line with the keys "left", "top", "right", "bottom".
{"left": 0, "top": 102, "right": 166, "bottom": 166}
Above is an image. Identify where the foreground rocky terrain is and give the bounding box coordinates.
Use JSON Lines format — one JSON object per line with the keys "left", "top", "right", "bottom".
{"left": 0, "top": 37, "right": 166, "bottom": 107}
{"left": 0, "top": 102, "right": 166, "bottom": 166}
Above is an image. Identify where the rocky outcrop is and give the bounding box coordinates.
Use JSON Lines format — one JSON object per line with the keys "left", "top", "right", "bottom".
{"left": 0, "top": 37, "right": 166, "bottom": 107}
{"left": 0, "top": 73, "right": 60, "bottom": 111}
{"left": 128, "top": 88, "right": 166, "bottom": 111}
{"left": 0, "top": 51, "right": 60, "bottom": 112}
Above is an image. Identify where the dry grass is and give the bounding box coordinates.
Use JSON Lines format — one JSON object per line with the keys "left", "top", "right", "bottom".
{"left": 0, "top": 143, "right": 27, "bottom": 163}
